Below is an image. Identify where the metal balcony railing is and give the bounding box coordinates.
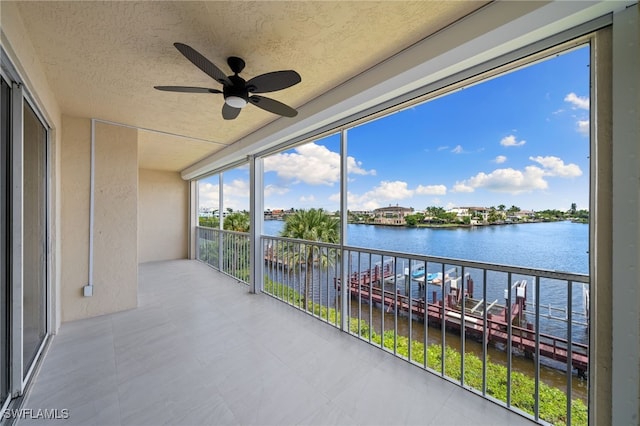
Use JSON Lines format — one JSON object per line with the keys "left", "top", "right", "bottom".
{"left": 197, "top": 228, "right": 590, "bottom": 425}
{"left": 196, "top": 226, "right": 250, "bottom": 284}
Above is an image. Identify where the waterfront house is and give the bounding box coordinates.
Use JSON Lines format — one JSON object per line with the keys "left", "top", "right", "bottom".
{"left": 348, "top": 209, "right": 375, "bottom": 220}
{"left": 264, "top": 209, "right": 284, "bottom": 220}
{"left": 468, "top": 207, "right": 490, "bottom": 222}
{"left": 373, "top": 205, "right": 414, "bottom": 226}
{"left": 447, "top": 206, "right": 490, "bottom": 224}
{"left": 447, "top": 206, "right": 471, "bottom": 219}
{"left": 1, "top": 2, "right": 638, "bottom": 425}
{"left": 514, "top": 210, "right": 537, "bottom": 222}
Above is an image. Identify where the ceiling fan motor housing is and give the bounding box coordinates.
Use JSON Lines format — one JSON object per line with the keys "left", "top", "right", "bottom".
{"left": 227, "top": 56, "right": 246, "bottom": 74}
{"left": 223, "top": 75, "right": 249, "bottom": 102}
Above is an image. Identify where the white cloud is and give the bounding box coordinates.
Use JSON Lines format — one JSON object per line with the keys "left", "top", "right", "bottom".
{"left": 225, "top": 179, "right": 249, "bottom": 193}
{"left": 451, "top": 182, "right": 475, "bottom": 193}
{"left": 264, "top": 184, "right": 289, "bottom": 197}
{"left": 198, "top": 182, "right": 219, "bottom": 208}
{"left": 415, "top": 184, "right": 447, "bottom": 195}
{"left": 198, "top": 179, "right": 250, "bottom": 210}
{"left": 337, "top": 180, "right": 415, "bottom": 210}
{"left": 452, "top": 145, "right": 464, "bottom": 154}
{"left": 328, "top": 180, "right": 447, "bottom": 210}
{"left": 494, "top": 155, "right": 507, "bottom": 164}
{"left": 224, "top": 179, "right": 250, "bottom": 210}
{"left": 263, "top": 142, "right": 375, "bottom": 186}
{"left": 299, "top": 195, "right": 315, "bottom": 203}
{"left": 577, "top": 119, "right": 589, "bottom": 136}
{"left": 564, "top": 93, "right": 589, "bottom": 110}
{"left": 500, "top": 135, "right": 526, "bottom": 147}
{"left": 369, "top": 180, "right": 414, "bottom": 199}
{"left": 437, "top": 146, "right": 449, "bottom": 151}
{"left": 331, "top": 191, "right": 377, "bottom": 211}
{"left": 454, "top": 167, "right": 548, "bottom": 194}
{"left": 529, "top": 156, "right": 582, "bottom": 177}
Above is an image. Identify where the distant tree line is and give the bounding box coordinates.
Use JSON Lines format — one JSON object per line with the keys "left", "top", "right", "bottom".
{"left": 199, "top": 208, "right": 250, "bottom": 232}
{"left": 200, "top": 203, "right": 589, "bottom": 230}
{"left": 401, "top": 203, "right": 589, "bottom": 227}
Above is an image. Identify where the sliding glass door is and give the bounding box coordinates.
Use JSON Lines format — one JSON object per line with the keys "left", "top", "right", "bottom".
{"left": 22, "top": 101, "right": 48, "bottom": 376}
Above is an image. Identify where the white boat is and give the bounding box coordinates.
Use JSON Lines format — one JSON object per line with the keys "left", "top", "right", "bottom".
{"left": 412, "top": 271, "right": 443, "bottom": 285}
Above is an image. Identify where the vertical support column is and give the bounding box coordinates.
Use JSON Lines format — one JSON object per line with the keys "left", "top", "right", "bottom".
{"left": 218, "top": 173, "right": 224, "bottom": 271}
{"left": 611, "top": 4, "right": 639, "bottom": 425}
{"left": 249, "top": 155, "right": 264, "bottom": 294}
{"left": 590, "top": 26, "right": 613, "bottom": 426}
{"left": 10, "top": 82, "right": 24, "bottom": 396}
{"left": 189, "top": 180, "right": 198, "bottom": 260}
{"left": 339, "top": 129, "right": 349, "bottom": 332}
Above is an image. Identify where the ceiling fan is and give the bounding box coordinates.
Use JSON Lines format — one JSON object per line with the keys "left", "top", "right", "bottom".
{"left": 155, "top": 43, "right": 301, "bottom": 120}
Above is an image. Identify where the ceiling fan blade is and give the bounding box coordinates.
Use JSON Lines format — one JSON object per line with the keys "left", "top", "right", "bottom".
{"left": 249, "top": 95, "right": 298, "bottom": 117}
{"left": 173, "top": 43, "right": 231, "bottom": 85}
{"left": 246, "top": 71, "right": 301, "bottom": 94}
{"left": 154, "top": 86, "right": 222, "bottom": 94}
{"left": 222, "top": 103, "right": 241, "bottom": 120}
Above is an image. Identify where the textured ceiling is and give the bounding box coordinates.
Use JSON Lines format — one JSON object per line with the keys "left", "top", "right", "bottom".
{"left": 12, "top": 1, "right": 486, "bottom": 172}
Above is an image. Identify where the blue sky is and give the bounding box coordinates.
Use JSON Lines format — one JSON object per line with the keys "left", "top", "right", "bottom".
{"left": 200, "top": 45, "right": 590, "bottom": 213}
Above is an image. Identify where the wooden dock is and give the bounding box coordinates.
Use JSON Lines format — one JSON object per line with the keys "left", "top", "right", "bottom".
{"left": 337, "top": 274, "right": 589, "bottom": 376}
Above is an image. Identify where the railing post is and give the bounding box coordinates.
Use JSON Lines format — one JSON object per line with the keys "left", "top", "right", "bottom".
{"left": 340, "top": 250, "right": 349, "bottom": 332}
{"left": 506, "top": 271, "right": 512, "bottom": 407}
{"left": 218, "top": 173, "right": 224, "bottom": 272}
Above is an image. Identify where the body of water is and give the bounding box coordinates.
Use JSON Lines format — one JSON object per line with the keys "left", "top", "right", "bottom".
{"left": 265, "top": 220, "right": 588, "bottom": 274}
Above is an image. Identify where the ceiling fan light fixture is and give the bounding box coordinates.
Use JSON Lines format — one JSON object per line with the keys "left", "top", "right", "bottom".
{"left": 225, "top": 96, "right": 247, "bottom": 109}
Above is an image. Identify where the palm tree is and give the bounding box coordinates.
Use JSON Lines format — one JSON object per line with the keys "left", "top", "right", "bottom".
{"left": 221, "top": 211, "right": 250, "bottom": 279}
{"left": 280, "top": 208, "right": 340, "bottom": 310}
{"left": 488, "top": 206, "right": 499, "bottom": 223}
{"left": 223, "top": 211, "right": 250, "bottom": 232}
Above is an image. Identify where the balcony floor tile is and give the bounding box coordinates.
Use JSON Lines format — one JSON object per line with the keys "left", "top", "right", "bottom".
{"left": 19, "top": 260, "right": 535, "bottom": 425}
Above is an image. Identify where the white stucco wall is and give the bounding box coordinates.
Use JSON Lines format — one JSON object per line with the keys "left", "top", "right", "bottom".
{"left": 60, "top": 117, "right": 138, "bottom": 321}
{"left": 138, "top": 169, "right": 188, "bottom": 263}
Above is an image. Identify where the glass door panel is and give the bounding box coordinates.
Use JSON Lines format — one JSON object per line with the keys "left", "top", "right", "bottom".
{"left": 22, "top": 102, "right": 47, "bottom": 376}
{"left": 1, "top": 77, "right": 10, "bottom": 403}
